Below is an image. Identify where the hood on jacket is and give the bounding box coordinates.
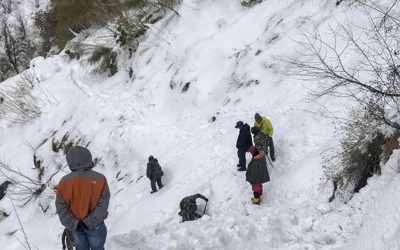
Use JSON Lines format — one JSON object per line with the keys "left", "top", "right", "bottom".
{"left": 66, "top": 146, "right": 94, "bottom": 171}
{"left": 254, "top": 113, "right": 262, "bottom": 123}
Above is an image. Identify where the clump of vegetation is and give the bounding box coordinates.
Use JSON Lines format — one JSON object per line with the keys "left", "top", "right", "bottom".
{"left": 46, "top": 0, "right": 179, "bottom": 50}
{"left": 89, "top": 47, "right": 118, "bottom": 76}
{"left": 52, "top": 133, "right": 74, "bottom": 154}
{"left": 65, "top": 49, "right": 80, "bottom": 60}
{"left": 32, "top": 0, "right": 180, "bottom": 77}
{"left": 325, "top": 119, "right": 399, "bottom": 202}
{"left": 3, "top": 0, "right": 179, "bottom": 81}
{"left": 49, "top": 0, "right": 114, "bottom": 49}
{"left": 0, "top": 75, "right": 43, "bottom": 124}
{"left": 324, "top": 108, "right": 384, "bottom": 201}
{"left": 181, "top": 82, "right": 190, "bottom": 92}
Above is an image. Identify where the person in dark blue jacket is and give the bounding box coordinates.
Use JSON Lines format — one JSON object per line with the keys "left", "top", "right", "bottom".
{"left": 235, "top": 120, "right": 253, "bottom": 171}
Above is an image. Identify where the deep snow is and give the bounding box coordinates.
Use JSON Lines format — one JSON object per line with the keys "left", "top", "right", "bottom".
{"left": 0, "top": 0, "right": 399, "bottom": 249}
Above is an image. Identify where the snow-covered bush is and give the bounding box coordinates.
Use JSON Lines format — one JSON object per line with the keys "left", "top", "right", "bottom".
{"left": 323, "top": 109, "right": 384, "bottom": 202}
{"left": 324, "top": 117, "right": 400, "bottom": 202}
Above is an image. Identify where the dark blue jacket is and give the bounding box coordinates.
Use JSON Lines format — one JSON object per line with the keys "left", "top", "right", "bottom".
{"left": 236, "top": 123, "right": 253, "bottom": 150}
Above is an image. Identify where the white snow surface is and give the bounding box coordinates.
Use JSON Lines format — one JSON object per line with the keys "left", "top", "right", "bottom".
{"left": 0, "top": 0, "right": 399, "bottom": 249}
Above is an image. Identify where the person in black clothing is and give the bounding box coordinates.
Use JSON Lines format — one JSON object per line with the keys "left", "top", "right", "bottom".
{"left": 178, "top": 193, "right": 209, "bottom": 222}
{"left": 61, "top": 227, "right": 74, "bottom": 250}
{"left": 147, "top": 155, "right": 164, "bottom": 194}
{"left": 235, "top": 120, "right": 253, "bottom": 171}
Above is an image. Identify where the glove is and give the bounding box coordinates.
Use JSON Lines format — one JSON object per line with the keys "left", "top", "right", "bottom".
{"left": 77, "top": 220, "right": 88, "bottom": 232}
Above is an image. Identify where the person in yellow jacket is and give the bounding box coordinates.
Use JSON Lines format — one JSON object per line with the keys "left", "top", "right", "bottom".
{"left": 254, "top": 113, "right": 275, "bottom": 161}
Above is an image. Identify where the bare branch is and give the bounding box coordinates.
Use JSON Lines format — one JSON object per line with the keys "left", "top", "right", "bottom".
{"left": 8, "top": 194, "right": 32, "bottom": 250}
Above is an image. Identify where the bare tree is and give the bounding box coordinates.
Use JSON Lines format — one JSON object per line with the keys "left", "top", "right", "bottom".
{"left": 14, "top": 11, "right": 35, "bottom": 63}
{"left": 281, "top": 0, "right": 400, "bottom": 200}
{"left": 0, "top": 0, "right": 13, "bottom": 14}
{"left": 283, "top": 1, "right": 400, "bottom": 130}
{"left": 0, "top": 17, "right": 20, "bottom": 74}
{"left": 0, "top": 12, "right": 35, "bottom": 77}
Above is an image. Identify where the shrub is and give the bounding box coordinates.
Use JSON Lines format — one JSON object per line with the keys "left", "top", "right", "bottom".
{"left": 89, "top": 47, "right": 118, "bottom": 77}
{"left": 88, "top": 47, "right": 111, "bottom": 64}
{"left": 0, "top": 77, "right": 43, "bottom": 124}
{"left": 324, "top": 105, "right": 400, "bottom": 201}
{"left": 64, "top": 49, "right": 80, "bottom": 60}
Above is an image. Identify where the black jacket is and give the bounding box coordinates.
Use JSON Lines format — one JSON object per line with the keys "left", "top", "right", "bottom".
{"left": 146, "top": 159, "right": 164, "bottom": 180}
{"left": 179, "top": 193, "right": 208, "bottom": 212}
{"left": 236, "top": 123, "right": 253, "bottom": 150}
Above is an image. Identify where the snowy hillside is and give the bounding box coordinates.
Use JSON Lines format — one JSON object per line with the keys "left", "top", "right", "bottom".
{"left": 0, "top": 0, "right": 400, "bottom": 249}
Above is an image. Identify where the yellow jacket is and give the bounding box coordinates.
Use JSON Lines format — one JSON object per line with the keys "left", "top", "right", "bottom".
{"left": 254, "top": 116, "right": 273, "bottom": 137}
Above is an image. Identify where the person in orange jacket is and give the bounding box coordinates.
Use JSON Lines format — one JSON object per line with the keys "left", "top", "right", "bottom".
{"left": 56, "top": 146, "right": 110, "bottom": 250}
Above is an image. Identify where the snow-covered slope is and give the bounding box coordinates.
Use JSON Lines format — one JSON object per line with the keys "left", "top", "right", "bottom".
{"left": 0, "top": 0, "right": 399, "bottom": 249}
